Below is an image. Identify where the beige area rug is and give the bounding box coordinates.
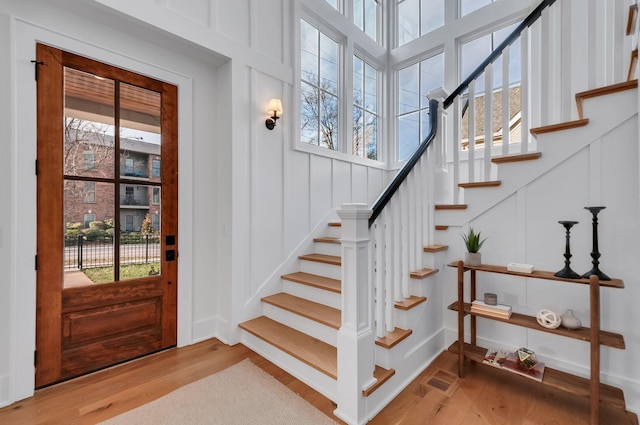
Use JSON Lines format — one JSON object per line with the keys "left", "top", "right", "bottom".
{"left": 99, "top": 359, "right": 338, "bottom": 425}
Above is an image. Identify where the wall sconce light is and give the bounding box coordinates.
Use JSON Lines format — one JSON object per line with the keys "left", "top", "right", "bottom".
{"left": 265, "top": 98, "right": 283, "bottom": 130}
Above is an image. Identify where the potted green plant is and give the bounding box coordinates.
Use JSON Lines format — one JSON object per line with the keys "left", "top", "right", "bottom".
{"left": 461, "top": 227, "right": 486, "bottom": 266}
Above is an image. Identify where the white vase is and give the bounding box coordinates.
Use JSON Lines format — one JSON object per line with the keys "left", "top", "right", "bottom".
{"left": 465, "top": 252, "right": 481, "bottom": 266}
{"left": 560, "top": 309, "right": 582, "bottom": 329}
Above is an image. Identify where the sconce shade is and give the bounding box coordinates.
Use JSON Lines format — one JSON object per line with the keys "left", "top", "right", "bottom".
{"left": 268, "top": 98, "right": 283, "bottom": 117}
{"left": 266, "top": 98, "right": 283, "bottom": 130}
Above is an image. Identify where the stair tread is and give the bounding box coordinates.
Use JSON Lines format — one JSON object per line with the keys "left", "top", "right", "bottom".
{"left": 281, "top": 271, "right": 341, "bottom": 293}
{"left": 435, "top": 225, "right": 449, "bottom": 231}
{"left": 458, "top": 180, "right": 501, "bottom": 189}
{"left": 530, "top": 119, "right": 589, "bottom": 136}
{"left": 299, "top": 253, "right": 341, "bottom": 266}
{"left": 424, "top": 245, "right": 448, "bottom": 252}
{"left": 409, "top": 268, "right": 439, "bottom": 279}
{"left": 314, "top": 236, "right": 341, "bottom": 244}
{"left": 576, "top": 80, "right": 638, "bottom": 119}
{"left": 375, "top": 327, "right": 412, "bottom": 349}
{"left": 239, "top": 316, "right": 337, "bottom": 379}
{"left": 364, "top": 366, "right": 396, "bottom": 396}
{"left": 262, "top": 293, "right": 340, "bottom": 329}
{"left": 395, "top": 295, "right": 427, "bottom": 310}
{"left": 491, "top": 152, "right": 542, "bottom": 164}
{"left": 240, "top": 316, "right": 395, "bottom": 396}
{"left": 435, "top": 204, "right": 468, "bottom": 210}
{"left": 328, "top": 221, "right": 342, "bottom": 227}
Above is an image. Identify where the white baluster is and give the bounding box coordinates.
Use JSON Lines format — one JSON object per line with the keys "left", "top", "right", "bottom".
{"left": 502, "top": 45, "right": 510, "bottom": 157}
{"left": 468, "top": 80, "right": 476, "bottom": 183}
{"left": 453, "top": 97, "right": 461, "bottom": 204}
{"left": 521, "top": 29, "right": 530, "bottom": 153}
{"left": 484, "top": 63, "right": 493, "bottom": 181}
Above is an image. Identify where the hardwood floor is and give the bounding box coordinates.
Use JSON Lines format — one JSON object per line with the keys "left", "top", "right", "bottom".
{"left": 0, "top": 339, "right": 637, "bottom": 424}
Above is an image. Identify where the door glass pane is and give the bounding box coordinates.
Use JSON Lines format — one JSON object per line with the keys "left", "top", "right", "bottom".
{"left": 118, "top": 83, "right": 161, "bottom": 280}
{"left": 64, "top": 68, "right": 115, "bottom": 179}
{"left": 63, "top": 181, "right": 115, "bottom": 287}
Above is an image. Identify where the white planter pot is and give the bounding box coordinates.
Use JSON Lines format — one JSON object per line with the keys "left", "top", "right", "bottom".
{"left": 465, "top": 252, "right": 481, "bottom": 266}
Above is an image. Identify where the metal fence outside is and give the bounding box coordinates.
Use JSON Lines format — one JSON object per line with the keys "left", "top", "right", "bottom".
{"left": 64, "top": 233, "right": 161, "bottom": 270}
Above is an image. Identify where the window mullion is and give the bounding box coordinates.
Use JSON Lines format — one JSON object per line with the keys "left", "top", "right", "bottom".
{"left": 343, "top": 38, "right": 354, "bottom": 155}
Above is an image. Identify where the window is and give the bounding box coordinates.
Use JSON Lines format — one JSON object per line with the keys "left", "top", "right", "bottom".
{"left": 151, "top": 213, "right": 160, "bottom": 231}
{"left": 152, "top": 187, "right": 160, "bottom": 205}
{"left": 325, "top": 0, "right": 338, "bottom": 10}
{"left": 124, "top": 186, "right": 134, "bottom": 204}
{"left": 460, "top": 22, "right": 520, "bottom": 92}
{"left": 83, "top": 181, "right": 96, "bottom": 203}
{"left": 152, "top": 159, "right": 161, "bottom": 177}
{"left": 354, "top": 0, "right": 380, "bottom": 42}
{"left": 459, "top": 23, "right": 522, "bottom": 149}
{"left": 397, "top": 0, "right": 444, "bottom": 46}
{"left": 300, "top": 19, "right": 340, "bottom": 151}
{"left": 397, "top": 53, "right": 444, "bottom": 160}
{"left": 460, "top": 0, "right": 494, "bottom": 17}
{"left": 83, "top": 213, "right": 95, "bottom": 229}
{"left": 124, "top": 158, "right": 134, "bottom": 176}
{"left": 83, "top": 150, "right": 95, "bottom": 170}
{"left": 353, "top": 56, "right": 379, "bottom": 159}
{"left": 125, "top": 214, "right": 134, "bottom": 232}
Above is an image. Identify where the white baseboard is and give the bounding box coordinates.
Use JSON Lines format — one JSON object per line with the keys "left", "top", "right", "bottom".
{"left": 0, "top": 374, "right": 9, "bottom": 409}
{"left": 191, "top": 316, "right": 217, "bottom": 344}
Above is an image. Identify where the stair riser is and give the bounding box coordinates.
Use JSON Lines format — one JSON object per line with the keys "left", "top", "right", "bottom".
{"left": 327, "top": 225, "right": 342, "bottom": 239}
{"left": 409, "top": 280, "right": 429, "bottom": 297}
{"left": 394, "top": 303, "right": 428, "bottom": 330}
{"left": 262, "top": 303, "right": 338, "bottom": 347}
{"left": 313, "top": 241, "right": 341, "bottom": 256}
{"left": 283, "top": 280, "right": 341, "bottom": 309}
{"left": 240, "top": 331, "right": 338, "bottom": 401}
{"left": 299, "top": 260, "right": 342, "bottom": 280}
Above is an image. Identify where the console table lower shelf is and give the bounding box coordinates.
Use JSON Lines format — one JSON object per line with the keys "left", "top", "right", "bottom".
{"left": 447, "top": 341, "right": 625, "bottom": 410}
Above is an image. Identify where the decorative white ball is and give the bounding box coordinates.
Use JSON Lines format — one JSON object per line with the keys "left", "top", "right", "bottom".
{"left": 536, "top": 309, "right": 561, "bottom": 329}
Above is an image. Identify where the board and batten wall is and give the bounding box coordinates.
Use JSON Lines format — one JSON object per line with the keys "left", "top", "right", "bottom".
{"left": 0, "top": 0, "right": 390, "bottom": 407}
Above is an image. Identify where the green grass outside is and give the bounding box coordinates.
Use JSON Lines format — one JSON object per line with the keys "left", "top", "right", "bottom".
{"left": 83, "top": 263, "right": 161, "bottom": 283}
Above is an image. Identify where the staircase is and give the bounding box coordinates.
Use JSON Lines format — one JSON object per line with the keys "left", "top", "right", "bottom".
{"left": 238, "top": 1, "right": 640, "bottom": 423}
{"left": 240, "top": 221, "right": 444, "bottom": 410}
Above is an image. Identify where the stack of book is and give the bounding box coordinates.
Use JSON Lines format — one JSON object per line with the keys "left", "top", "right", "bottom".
{"left": 483, "top": 348, "right": 546, "bottom": 382}
{"left": 471, "top": 300, "right": 512, "bottom": 319}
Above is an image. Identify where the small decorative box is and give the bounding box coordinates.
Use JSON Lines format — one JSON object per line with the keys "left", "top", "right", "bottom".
{"left": 484, "top": 292, "right": 498, "bottom": 305}
{"left": 507, "top": 263, "right": 534, "bottom": 273}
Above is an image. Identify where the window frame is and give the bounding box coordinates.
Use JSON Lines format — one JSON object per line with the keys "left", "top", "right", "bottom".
{"left": 352, "top": 52, "right": 381, "bottom": 160}
{"left": 296, "top": 5, "right": 387, "bottom": 168}
{"left": 83, "top": 181, "right": 96, "bottom": 204}
{"left": 395, "top": 50, "right": 445, "bottom": 162}
{"left": 83, "top": 213, "right": 96, "bottom": 229}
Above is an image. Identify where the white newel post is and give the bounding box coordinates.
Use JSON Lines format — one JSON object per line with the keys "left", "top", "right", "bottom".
{"left": 334, "top": 203, "right": 376, "bottom": 425}
{"left": 428, "top": 88, "right": 449, "bottom": 204}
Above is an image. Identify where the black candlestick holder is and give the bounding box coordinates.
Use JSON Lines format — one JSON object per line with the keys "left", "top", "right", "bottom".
{"left": 582, "top": 206, "right": 611, "bottom": 281}
{"left": 554, "top": 220, "right": 581, "bottom": 279}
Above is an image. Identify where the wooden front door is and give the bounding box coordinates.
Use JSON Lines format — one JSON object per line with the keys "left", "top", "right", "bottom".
{"left": 35, "top": 44, "right": 178, "bottom": 388}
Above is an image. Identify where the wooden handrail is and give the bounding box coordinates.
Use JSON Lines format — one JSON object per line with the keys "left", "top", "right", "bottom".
{"left": 369, "top": 99, "right": 439, "bottom": 227}
{"left": 443, "top": 0, "right": 557, "bottom": 109}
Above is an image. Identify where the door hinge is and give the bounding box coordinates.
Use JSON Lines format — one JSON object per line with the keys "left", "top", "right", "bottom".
{"left": 35, "top": 255, "right": 38, "bottom": 271}
{"left": 34, "top": 350, "right": 37, "bottom": 366}
{"left": 35, "top": 159, "right": 38, "bottom": 176}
